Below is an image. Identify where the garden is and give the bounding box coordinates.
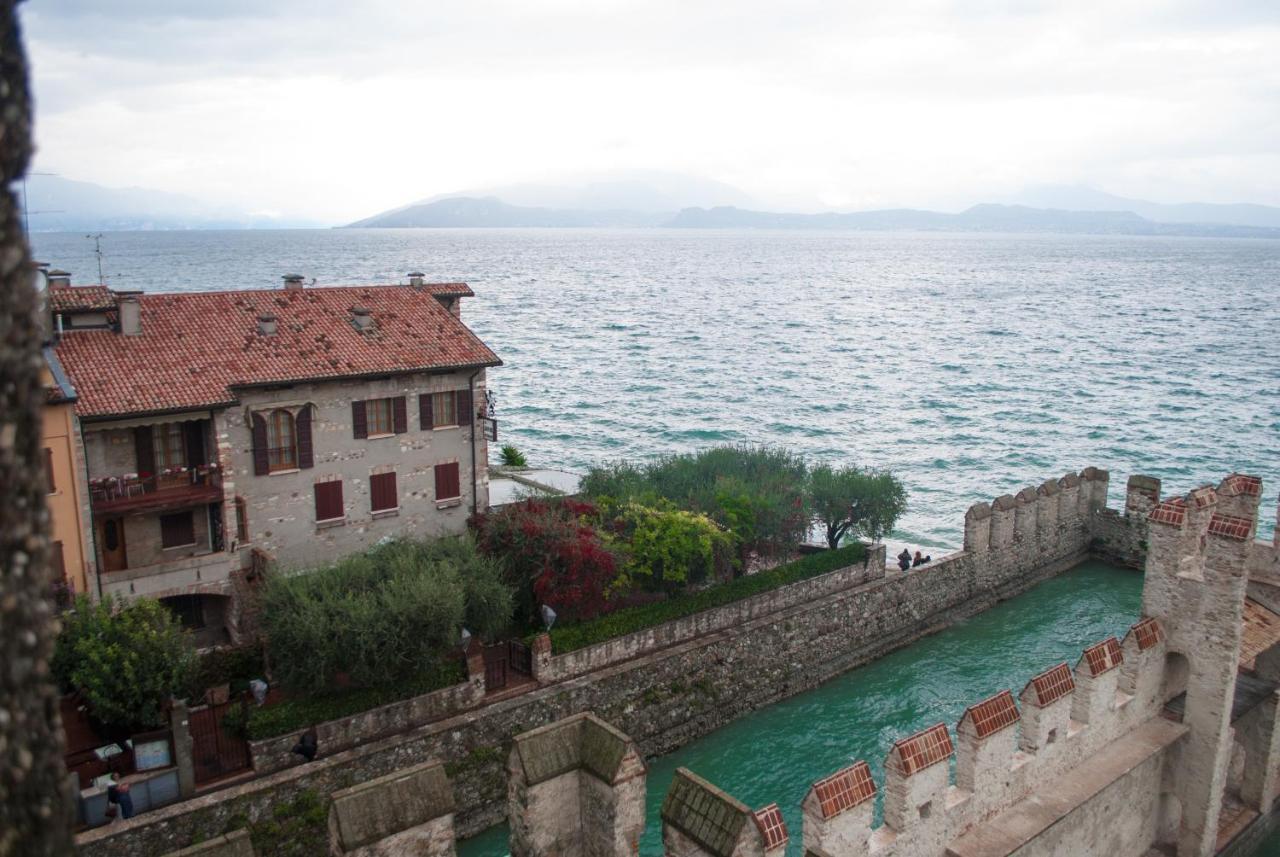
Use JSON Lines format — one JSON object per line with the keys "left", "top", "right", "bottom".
{"left": 52, "top": 445, "right": 906, "bottom": 743}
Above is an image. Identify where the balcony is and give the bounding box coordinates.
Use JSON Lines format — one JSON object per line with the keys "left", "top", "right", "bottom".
{"left": 89, "top": 464, "right": 224, "bottom": 515}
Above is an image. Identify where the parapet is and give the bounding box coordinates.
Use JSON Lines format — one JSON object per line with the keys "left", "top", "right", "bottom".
{"left": 661, "top": 767, "right": 776, "bottom": 857}
{"left": 964, "top": 468, "right": 1106, "bottom": 558}
{"left": 803, "top": 763, "right": 876, "bottom": 857}
{"left": 510, "top": 711, "right": 641, "bottom": 787}
{"left": 1145, "top": 476, "right": 1264, "bottom": 584}
{"left": 162, "top": 830, "right": 255, "bottom": 857}
{"left": 329, "top": 760, "right": 455, "bottom": 856}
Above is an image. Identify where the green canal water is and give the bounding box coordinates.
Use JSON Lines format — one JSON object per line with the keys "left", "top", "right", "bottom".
{"left": 461, "top": 561, "right": 1158, "bottom": 856}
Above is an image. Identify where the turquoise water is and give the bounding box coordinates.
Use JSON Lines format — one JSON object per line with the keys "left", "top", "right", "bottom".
{"left": 459, "top": 561, "right": 1144, "bottom": 856}
{"left": 29, "top": 229, "right": 1279, "bottom": 548}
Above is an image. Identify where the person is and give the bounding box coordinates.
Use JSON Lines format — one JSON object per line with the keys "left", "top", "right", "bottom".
{"left": 913, "top": 550, "right": 931, "bottom": 567}
{"left": 292, "top": 727, "right": 318, "bottom": 762}
{"left": 106, "top": 771, "right": 134, "bottom": 820}
{"left": 897, "top": 548, "right": 912, "bottom": 572}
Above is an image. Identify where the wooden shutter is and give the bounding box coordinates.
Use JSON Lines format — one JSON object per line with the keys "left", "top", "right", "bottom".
{"left": 134, "top": 426, "right": 155, "bottom": 477}
{"left": 51, "top": 541, "right": 66, "bottom": 580}
{"left": 392, "top": 396, "right": 407, "bottom": 434}
{"left": 434, "top": 462, "right": 461, "bottom": 500}
{"left": 314, "top": 481, "right": 344, "bottom": 521}
{"left": 456, "top": 389, "right": 473, "bottom": 426}
{"left": 251, "top": 412, "right": 269, "bottom": 475}
{"left": 296, "top": 405, "right": 314, "bottom": 469}
{"left": 44, "top": 448, "right": 55, "bottom": 493}
{"left": 183, "top": 420, "right": 207, "bottom": 467}
{"left": 419, "top": 393, "right": 434, "bottom": 430}
{"left": 160, "top": 512, "right": 195, "bottom": 548}
{"left": 234, "top": 497, "right": 249, "bottom": 542}
{"left": 352, "top": 400, "right": 368, "bottom": 439}
{"left": 370, "top": 472, "right": 397, "bottom": 512}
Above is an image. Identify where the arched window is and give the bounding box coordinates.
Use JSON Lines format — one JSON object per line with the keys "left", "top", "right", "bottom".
{"left": 267, "top": 409, "right": 297, "bottom": 472}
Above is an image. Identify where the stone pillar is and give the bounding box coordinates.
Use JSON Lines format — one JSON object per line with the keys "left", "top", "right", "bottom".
{"left": 530, "top": 633, "right": 552, "bottom": 684}
{"left": 1126, "top": 475, "right": 1161, "bottom": 518}
{"left": 1118, "top": 617, "right": 1166, "bottom": 708}
{"left": 509, "top": 712, "right": 645, "bottom": 857}
{"left": 1071, "top": 638, "right": 1122, "bottom": 726}
{"left": 1240, "top": 690, "right": 1280, "bottom": 814}
{"left": 802, "top": 762, "right": 875, "bottom": 857}
{"left": 955, "top": 690, "right": 1020, "bottom": 818}
{"left": 1018, "top": 663, "right": 1074, "bottom": 754}
{"left": 990, "top": 495, "right": 1016, "bottom": 551}
{"left": 465, "top": 642, "right": 486, "bottom": 698}
{"left": 963, "top": 502, "right": 992, "bottom": 556}
{"left": 1057, "top": 473, "right": 1081, "bottom": 530}
{"left": 1079, "top": 467, "right": 1109, "bottom": 516}
{"left": 170, "top": 698, "right": 197, "bottom": 798}
{"left": 1216, "top": 474, "right": 1262, "bottom": 523}
{"left": 328, "top": 760, "right": 456, "bottom": 856}
{"left": 1036, "top": 480, "right": 1060, "bottom": 553}
{"left": 883, "top": 723, "right": 952, "bottom": 854}
{"left": 1013, "top": 487, "right": 1038, "bottom": 547}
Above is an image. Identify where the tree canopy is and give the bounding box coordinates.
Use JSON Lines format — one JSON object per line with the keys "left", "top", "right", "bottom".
{"left": 808, "top": 464, "right": 907, "bottom": 549}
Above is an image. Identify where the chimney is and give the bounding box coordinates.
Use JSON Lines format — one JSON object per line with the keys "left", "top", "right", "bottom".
{"left": 32, "top": 261, "right": 52, "bottom": 343}
{"left": 351, "top": 306, "right": 373, "bottom": 332}
{"left": 282, "top": 274, "right": 306, "bottom": 291}
{"left": 407, "top": 271, "right": 425, "bottom": 288}
{"left": 117, "top": 292, "right": 143, "bottom": 336}
{"left": 47, "top": 268, "right": 71, "bottom": 289}
{"left": 257, "top": 314, "right": 278, "bottom": 336}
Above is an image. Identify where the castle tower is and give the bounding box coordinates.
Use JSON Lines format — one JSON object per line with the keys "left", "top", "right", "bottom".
{"left": 1141, "top": 476, "right": 1262, "bottom": 857}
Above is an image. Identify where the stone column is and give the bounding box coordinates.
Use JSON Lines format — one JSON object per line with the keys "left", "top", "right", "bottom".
{"left": 883, "top": 723, "right": 953, "bottom": 854}
{"left": 170, "top": 698, "right": 197, "bottom": 798}
{"left": 1018, "top": 663, "right": 1074, "bottom": 754}
{"left": 530, "top": 633, "right": 552, "bottom": 683}
{"left": 963, "top": 502, "right": 992, "bottom": 556}
{"left": 955, "top": 690, "right": 1020, "bottom": 817}
{"left": 802, "top": 763, "right": 875, "bottom": 857}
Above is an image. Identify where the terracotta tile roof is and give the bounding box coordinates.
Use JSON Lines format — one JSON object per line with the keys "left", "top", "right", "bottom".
{"left": 54, "top": 285, "right": 500, "bottom": 418}
{"left": 960, "top": 690, "right": 1021, "bottom": 739}
{"left": 1220, "top": 474, "right": 1263, "bottom": 497}
{"left": 1081, "top": 637, "right": 1123, "bottom": 677}
{"left": 1240, "top": 599, "right": 1280, "bottom": 672}
{"left": 1188, "top": 486, "right": 1217, "bottom": 508}
{"left": 1148, "top": 498, "right": 1187, "bottom": 527}
{"left": 1208, "top": 513, "right": 1253, "bottom": 541}
{"left": 49, "top": 285, "right": 114, "bottom": 312}
{"left": 810, "top": 762, "right": 876, "bottom": 819}
{"left": 1128, "top": 618, "right": 1164, "bottom": 652}
{"left": 1021, "top": 662, "right": 1075, "bottom": 707}
{"left": 753, "top": 804, "right": 788, "bottom": 851}
{"left": 889, "top": 723, "right": 953, "bottom": 777}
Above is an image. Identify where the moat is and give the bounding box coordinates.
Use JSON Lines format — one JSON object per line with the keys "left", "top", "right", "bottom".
{"left": 461, "top": 560, "right": 1145, "bottom": 856}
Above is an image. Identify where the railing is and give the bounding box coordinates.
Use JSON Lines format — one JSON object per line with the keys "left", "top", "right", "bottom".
{"left": 89, "top": 464, "right": 222, "bottom": 511}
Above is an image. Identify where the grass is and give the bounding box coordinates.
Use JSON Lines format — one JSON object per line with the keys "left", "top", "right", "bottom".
{"left": 549, "top": 543, "right": 866, "bottom": 654}
{"left": 246, "top": 660, "right": 467, "bottom": 740}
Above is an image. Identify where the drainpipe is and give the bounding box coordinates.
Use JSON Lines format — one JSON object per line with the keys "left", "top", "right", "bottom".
{"left": 468, "top": 369, "right": 481, "bottom": 517}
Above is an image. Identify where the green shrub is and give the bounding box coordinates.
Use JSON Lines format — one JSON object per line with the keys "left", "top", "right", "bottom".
{"left": 245, "top": 659, "right": 465, "bottom": 740}
{"left": 499, "top": 444, "right": 528, "bottom": 466}
{"left": 52, "top": 595, "right": 195, "bottom": 732}
{"left": 261, "top": 536, "right": 510, "bottom": 692}
{"left": 611, "top": 501, "right": 735, "bottom": 589}
{"left": 187, "top": 644, "right": 265, "bottom": 699}
{"left": 549, "top": 542, "right": 865, "bottom": 653}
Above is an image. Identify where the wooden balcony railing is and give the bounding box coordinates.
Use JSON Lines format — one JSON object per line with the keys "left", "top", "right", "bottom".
{"left": 90, "top": 464, "right": 223, "bottom": 514}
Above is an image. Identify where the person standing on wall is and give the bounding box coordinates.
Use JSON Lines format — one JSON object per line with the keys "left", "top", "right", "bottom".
{"left": 106, "top": 772, "right": 133, "bottom": 820}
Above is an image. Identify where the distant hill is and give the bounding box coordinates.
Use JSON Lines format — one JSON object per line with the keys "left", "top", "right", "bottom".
{"left": 1013, "top": 185, "right": 1280, "bottom": 230}
{"left": 663, "top": 204, "right": 1280, "bottom": 238}
{"left": 345, "top": 197, "right": 665, "bottom": 228}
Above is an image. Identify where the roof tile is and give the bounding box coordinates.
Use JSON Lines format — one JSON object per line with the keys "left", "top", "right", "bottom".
{"left": 810, "top": 762, "right": 876, "bottom": 819}
{"left": 1081, "top": 637, "right": 1123, "bottom": 677}
{"left": 1129, "top": 618, "right": 1163, "bottom": 652}
{"left": 889, "top": 723, "right": 953, "bottom": 777}
{"left": 1148, "top": 498, "right": 1187, "bottom": 527}
{"left": 961, "top": 690, "right": 1021, "bottom": 739}
{"left": 54, "top": 284, "right": 500, "bottom": 418}
{"left": 1208, "top": 513, "right": 1252, "bottom": 541}
{"left": 49, "top": 285, "right": 114, "bottom": 312}
{"left": 753, "top": 804, "right": 788, "bottom": 851}
{"left": 1022, "top": 662, "right": 1075, "bottom": 707}
{"left": 1220, "top": 474, "right": 1263, "bottom": 497}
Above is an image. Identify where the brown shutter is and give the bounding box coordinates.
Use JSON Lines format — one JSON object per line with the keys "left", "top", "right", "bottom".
{"left": 134, "top": 426, "right": 155, "bottom": 477}
{"left": 419, "top": 393, "right": 434, "bottom": 430}
{"left": 251, "top": 412, "right": 269, "bottom": 475}
{"left": 456, "top": 389, "right": 473, "bottom": 426}
{"left": 44, "top": 448, "right": 55, "bottom": 493}
{"left": 392, "top": 396, "right": 407, "bottom": 434}
{"left": 296, "top": 405, "right": 314, "bottom": 469}
{"left": 184, "top": 420, "right": 207, "bottom": 467}
{"left": 352, "top": 400, "right": 368, "bottom": 439}
{"left": 160, "top": 512, "right": 195, "bottom": 548}
{"left": 315, "top": 481, "right": 344, "bottom": 521}
{"left": 51, "top": 541, "right": 66, "bottom": 580}
{"left": 371, "top": 472, "right": 397, "bottom": 512}
{"left": 435, "top": 462, "right": 461, "bottom": 500}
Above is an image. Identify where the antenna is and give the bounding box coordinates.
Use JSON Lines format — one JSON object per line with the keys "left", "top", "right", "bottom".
{"left": 86, "top": 233, "right": 106, "bottom": 284}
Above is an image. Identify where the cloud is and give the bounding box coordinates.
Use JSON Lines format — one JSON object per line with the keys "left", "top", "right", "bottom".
{"left": 21, "top": 0, "right": 1280, "bottom": 221}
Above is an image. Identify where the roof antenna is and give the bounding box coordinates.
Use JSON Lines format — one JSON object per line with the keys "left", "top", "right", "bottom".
{"left": 86, "top": 233, "right": 106, "bottom": 285}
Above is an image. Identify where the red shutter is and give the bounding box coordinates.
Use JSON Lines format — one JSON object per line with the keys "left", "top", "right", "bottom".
{"left": 392, "top": 396, "right": 407, "bottom": 434}
{"left": 456, "top": 389, "right": 473, "bottom": 426}
{"left": 352, "top": 400, "right": 368, "bottom": 439}
{"left": 419, "top": 393, "right": 434, "bottom": 430}
{"left": 371, "top": 472, "right": 397, "bottom": 512}
{"left": 296, "top": 405, "right": 314, "bottom": 469}
{"left": 44, "top": 448, "right": 55, "bottom": 493}
{"left": 134, "top": 426, "right": 155, "bottom": 477}
{"left": 251, "top": 413, "right": 269, "bottom": 475}
{"left": 315, "top": 481, "right": 344, "bottom": 521}
{"left": 434, "top": 462, "right": 461, "bottom": 501}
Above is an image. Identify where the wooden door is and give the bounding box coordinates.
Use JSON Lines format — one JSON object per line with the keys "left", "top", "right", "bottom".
{"left": 99, "top": 517, "right": 127, "bottom": 572}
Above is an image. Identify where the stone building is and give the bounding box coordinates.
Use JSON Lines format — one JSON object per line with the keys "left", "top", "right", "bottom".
{"left": 39, "top": 342, "right": 95, "bottom": 602}
{"left": 49, "top": 272, "right": 500, "bottom": 643}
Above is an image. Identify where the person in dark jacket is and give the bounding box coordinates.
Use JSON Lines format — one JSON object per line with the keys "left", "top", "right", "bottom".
{"left": 897, "top": 548, "right": 912, "bottom": 571}
{"left": 913, "top": 550, "right": 931, "bottom": 567}
{"left": 292, "top": 727, "right": 318, "bottom": 762}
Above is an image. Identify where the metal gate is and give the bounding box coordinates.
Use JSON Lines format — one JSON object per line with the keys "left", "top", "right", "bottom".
{"left": 509, "top": 640, "right": 533, "bottom": 677}
{"left": 483, "top": 643, "right": 508, "bottom": 691}
{"left": 189, "top": 695, "right": 251, "bottom": 784}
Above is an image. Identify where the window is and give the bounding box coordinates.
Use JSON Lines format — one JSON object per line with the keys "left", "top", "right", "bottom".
{"left": 234, "top": 496, "right": 249, "bottom": 543}
{"left": 164, "top": 595, "right": 206, "bottom": 630}
{"left": 367, "top": 397, "right": 394, "bottom": 436}
{"left": 153, "top": 423, "right": 186, "bottom": 471}
{"left": 51, "top": 540, "right": 66, "bottom": 580}
{"left": 160, "top": 512, "right": 196, "bottom": 549}
{"left": 267, "top": 409, "right": 298, "bottom": 472}
{"left": 370, "top": 472, "right": 398, "bottom": 513}
{"left": 432, "top": 391, "right": 458, "bottom": 427}
{"left": 44, "top": 447, "right": 55, "bottom": 493}
{"left": 314, "top": 480, "right": 345, "bottom": 523}
{"left": 434, "top": 462, "right": 461, "bottom": 502}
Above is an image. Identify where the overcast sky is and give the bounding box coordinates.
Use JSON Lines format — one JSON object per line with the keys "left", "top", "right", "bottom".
{"left": 20, "top": 1, "right": 1280, "bottom": 222}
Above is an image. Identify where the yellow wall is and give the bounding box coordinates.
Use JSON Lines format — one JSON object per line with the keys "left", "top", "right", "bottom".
{"left": 41, "top": 374, "right": 93, "bottom": 599}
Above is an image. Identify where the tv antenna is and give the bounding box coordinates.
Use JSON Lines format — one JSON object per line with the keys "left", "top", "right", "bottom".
{"left": 86, "top": 233, "right": 107, "bottom": 284}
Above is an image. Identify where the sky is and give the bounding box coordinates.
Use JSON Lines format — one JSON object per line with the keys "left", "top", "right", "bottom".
{"left": 20, "top": 0, "right": 1280, "bottom": 223}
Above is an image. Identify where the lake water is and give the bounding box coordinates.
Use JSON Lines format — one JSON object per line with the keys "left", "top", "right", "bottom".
{"left": 31, "top": 228, "right": 1279, "bottom": 548}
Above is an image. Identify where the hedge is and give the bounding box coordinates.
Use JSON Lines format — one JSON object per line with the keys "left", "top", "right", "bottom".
{"left": 246, "top": 659, "right": 466, "bottom": 740}
{"left": 549, "top": 543, "right": 866, "bottom": 654}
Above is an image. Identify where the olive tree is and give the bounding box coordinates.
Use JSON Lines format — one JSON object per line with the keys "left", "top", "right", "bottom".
{"left": 808, "top": 464, "right": 908, "bottom": 549}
